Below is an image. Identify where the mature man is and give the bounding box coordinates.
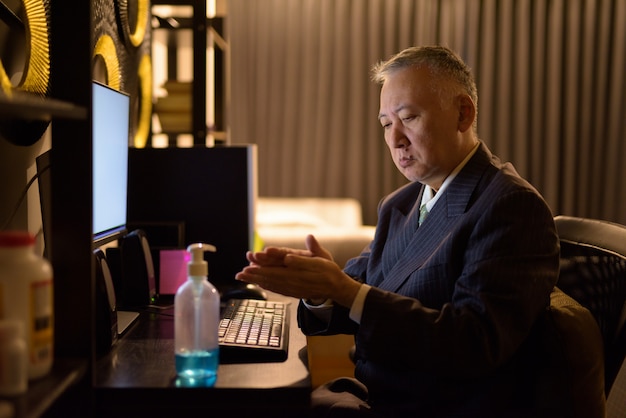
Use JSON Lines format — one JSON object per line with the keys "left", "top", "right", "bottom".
{"left": 236, "top": 46, "right": 559, "bottom": 417}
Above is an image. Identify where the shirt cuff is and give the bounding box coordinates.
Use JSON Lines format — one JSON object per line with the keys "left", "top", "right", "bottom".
{"left": 303, "top": 298, "right": 334, "bottom": 323}
{"left": 349, "top": 283, "right": 371, "bottom": 324}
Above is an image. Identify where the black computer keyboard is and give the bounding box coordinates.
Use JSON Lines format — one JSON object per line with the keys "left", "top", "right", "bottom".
{"left": 218, "top": 299, "right": 290, "bottom": 363}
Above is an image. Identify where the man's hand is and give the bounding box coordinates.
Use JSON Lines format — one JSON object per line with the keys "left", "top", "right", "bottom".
{"left": 236, "top": 234, "right": 359, "bottom": 308}
{"left": 246, "top": 234, "right": 333, "bottom": 267}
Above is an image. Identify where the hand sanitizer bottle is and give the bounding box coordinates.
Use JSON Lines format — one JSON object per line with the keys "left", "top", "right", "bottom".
{"left": 174, "top": 243, "right": 220, "bottom": 387}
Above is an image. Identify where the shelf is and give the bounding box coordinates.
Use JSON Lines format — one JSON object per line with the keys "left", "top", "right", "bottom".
{"left": 0, "top": 94, "right": 87, "bottom": 121}
{"left": 1, "top": 358, "right": 88, "bottom": 418}
{"left": 150, "top": 0, "right": 219, "bottom": 146}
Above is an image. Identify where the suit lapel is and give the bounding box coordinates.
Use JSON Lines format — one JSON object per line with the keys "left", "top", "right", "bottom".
{"left": 380, "top": 198, "right": 422, "bottom": 278}
{"left": 378, "top": 144, "right": 493, "bottom": 293}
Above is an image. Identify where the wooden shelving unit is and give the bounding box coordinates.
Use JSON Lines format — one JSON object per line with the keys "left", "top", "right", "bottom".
{"left": 152, "top": 0, "right": 207, "bottom": 146}
{"left": 0, "top": 1, "right": 226, "bottom": 416}
{"left": 5, "top": 359, "right": 89, "bottom": 418}
{"left": 0, "top": 2, "right": 99, "bottom": 417}
{"left": 0, "top": 89, "right": 90, "bottom": 415}
{"left": 0, "top": 94, "right": 86, "bottom": 121}
{"left": 151, "top": 0, "right": 227, "bottom": 146}
{"left": 0, "top": 4, "right": 92, "bottom": 413}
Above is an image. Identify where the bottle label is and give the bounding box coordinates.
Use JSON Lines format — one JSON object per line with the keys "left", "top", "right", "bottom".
{"left": 29, "top": 279, "right": 53, "bottom": 365}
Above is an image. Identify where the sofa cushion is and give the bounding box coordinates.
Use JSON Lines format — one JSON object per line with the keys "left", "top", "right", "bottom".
{"left": 257, "top": 197, "right": 365, "bottom": 228}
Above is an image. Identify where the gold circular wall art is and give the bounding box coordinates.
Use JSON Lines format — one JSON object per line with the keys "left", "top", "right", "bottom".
{"left": 16, "top": 0, "right": 49, "bottom": 96}
{"left": 115, "top": 0, "right": 149, "bottom": 48}
{"left": 92, "top": 34, "right": 122, "bottom": 91}
{"left": 0, "top": 64, "right": 13, "bottom": 97}
{"left": 0, "top": 0, "right": 51, "bottom": 146}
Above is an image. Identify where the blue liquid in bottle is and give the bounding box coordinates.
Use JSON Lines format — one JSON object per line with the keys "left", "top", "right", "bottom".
{"left": 175, "top": 348, "right": 219, "bottom": 387}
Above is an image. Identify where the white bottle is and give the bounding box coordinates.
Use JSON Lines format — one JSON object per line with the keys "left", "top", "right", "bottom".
{"left": 0, "top": 231, "right": 54, "bottom": 380}
{"left": 0, "top": 320, "right": 28, "bottom": 396}
{"left": 174, "top": 243, "right": 220, "bottom": 387}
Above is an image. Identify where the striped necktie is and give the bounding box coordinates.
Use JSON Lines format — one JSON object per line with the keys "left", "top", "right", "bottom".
{"left": 418, "top": 204, "right": 429, "bottom": 226}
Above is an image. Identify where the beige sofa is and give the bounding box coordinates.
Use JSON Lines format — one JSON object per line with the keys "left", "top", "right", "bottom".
{"left": 256, "top": 197, "right": 376, "bottom": 268}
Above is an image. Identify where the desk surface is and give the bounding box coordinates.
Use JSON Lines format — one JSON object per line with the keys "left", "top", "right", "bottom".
{"left": 94, "top": 293, "right": 311, "bottom": 417}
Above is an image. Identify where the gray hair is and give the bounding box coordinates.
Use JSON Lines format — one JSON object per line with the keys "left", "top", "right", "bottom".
{"left": 372, "top": 46, "right": 478, "bottom": 123}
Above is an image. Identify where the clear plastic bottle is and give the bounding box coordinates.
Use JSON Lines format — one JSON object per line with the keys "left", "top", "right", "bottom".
{"left": 174, "top": 243, "right": 220, "bottom": 387}
{"left": 0, "top": 231, "right": 53, "bottom": 380}
{"left": 0, "top": 320, "right": 28, "bottom": 396}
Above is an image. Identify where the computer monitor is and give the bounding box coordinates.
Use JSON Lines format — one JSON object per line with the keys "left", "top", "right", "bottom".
{"left": 92, "top": 81, "right": 130, "bottom": 248}
{"left": 126, "top": 145, "right": 258, "bottom": 293}
{"left": 37, "top": 82, "right": 131, "bottom": 256}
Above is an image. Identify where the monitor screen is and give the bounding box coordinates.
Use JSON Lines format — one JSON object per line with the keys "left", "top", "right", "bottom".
{"left": 92, "top": 81, "right": 130, "bottom": 247}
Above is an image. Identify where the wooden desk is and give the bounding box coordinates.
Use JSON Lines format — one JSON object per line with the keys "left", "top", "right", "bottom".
{"left": 94, "top": 294, "right": 311, "bottom": 417}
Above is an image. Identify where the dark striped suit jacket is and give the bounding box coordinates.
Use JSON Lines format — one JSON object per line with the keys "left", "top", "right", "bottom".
{"left": 298, "top": 142, "right": 560, "bottom": 416}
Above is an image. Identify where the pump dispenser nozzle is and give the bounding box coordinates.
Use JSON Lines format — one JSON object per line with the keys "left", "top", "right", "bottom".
{"left": 187, "top": 243, "right": 217, "bottom": 277}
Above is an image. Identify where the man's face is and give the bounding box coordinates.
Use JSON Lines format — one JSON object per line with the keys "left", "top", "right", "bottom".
{"left": 378, "top": 66, "right": 470, "bottom": 189}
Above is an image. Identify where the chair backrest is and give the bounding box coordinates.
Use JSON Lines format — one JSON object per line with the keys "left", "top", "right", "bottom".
{"left": 554, "top": 215, "right": 626, "bottom": 395}
{"left": 516, "top": 287, "right": 606, "bottom": 417}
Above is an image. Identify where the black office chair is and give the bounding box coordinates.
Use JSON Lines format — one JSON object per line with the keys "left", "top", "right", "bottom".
{"left": 554, "top": 215, "right": 626, "bottom": 396}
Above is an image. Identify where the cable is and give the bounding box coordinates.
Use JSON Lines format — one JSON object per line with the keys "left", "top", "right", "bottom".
{"left": 1, "top": 163, "right": 49, "bottom": 231}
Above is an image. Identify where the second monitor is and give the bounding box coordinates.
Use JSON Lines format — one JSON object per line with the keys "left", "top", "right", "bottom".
{"left": 127, "top": 145, "right": 257, "bottom": 294}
